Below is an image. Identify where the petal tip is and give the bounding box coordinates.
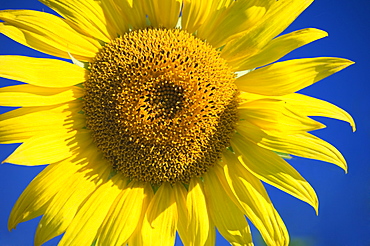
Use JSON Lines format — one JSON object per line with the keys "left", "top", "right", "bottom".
{"left": 7, "top": 220, "right": 17, "bottom": 231}
{"left": 338, "top": 58, "right": 355, "bottom": 69}
{"left": 309, "top": 28, "right": 329, "bottom": 38}
{"left": 340, "top": 160, "right": 348, "bottom": 174}
{"left": 350, "top": 119, "right": 357, "bottom": 132}
{"left": 312, "top": 196, "right": 319, "bottom": 215}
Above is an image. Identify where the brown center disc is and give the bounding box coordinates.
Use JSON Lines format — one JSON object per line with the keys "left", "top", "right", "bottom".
{"left": 84, "top": 28, "right": 238, "bottom": 184}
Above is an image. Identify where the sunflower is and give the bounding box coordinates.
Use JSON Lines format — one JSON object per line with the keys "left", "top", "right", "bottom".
{"left": 0, "top": 0, "right": 355, "bottom": 245}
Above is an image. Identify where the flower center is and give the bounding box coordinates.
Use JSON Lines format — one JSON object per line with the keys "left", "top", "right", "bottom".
{"left": 84, "top": 28, "right": 238, "bottom": 184}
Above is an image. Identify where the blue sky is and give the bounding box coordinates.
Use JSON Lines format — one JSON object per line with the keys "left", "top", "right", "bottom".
{"left": 0, "top": 0, "right": 369, "bottom": 245}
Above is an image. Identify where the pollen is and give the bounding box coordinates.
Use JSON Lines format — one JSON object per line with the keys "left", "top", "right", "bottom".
{"left": 84, "top": 28, "right": 238, "bottom": 184}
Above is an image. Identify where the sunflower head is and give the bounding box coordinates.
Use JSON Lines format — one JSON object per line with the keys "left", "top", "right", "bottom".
{"left": 0, "top": 0, "right": 354, "bottom": 246}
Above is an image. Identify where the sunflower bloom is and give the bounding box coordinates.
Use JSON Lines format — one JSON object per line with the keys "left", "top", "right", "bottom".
{"left": 0, "top": 0, "right": 355, "bottom": 245}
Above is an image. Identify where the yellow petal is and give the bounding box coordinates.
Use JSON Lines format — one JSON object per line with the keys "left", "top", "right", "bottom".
{"left": 219, "top": 152, "right": 289, "bottom": 246}
{"left": 4, "top": 128, "right": 92, "bottom": 166}
{"left": 181, "top": 0, "right": 213, "bottom": 33}
{"left": 282, "top": 93, "right": 356, "bottom": 131}
{"left": 141, "top": 183, "right": 177, "bottom": 246}
{"left": 238, "top": 91, "right": 267, "bottom": 103}
{"left": 235, "top": 57, "right": 354, "bottom": 96}
{"left": 0, "top": 84, "right": 83, "bottom": 107}
{"left": 173, "top": 183, "right": 189, "bottom": 245}
{"left": 99, "top": 0, "right": 130, "bottom": 35}
{"left": 198, "top": 0, "right": 274, "bottom": 48}
{"left": 238, "top": 98, "right": 324, "bottom": 134}
{"left": 106, "top": 0, "right": 147, "bottom": 30}
{"left": 34, "top": 157, "right": 111, "bottom": 246}
{"left": 187, "top": 177, "right": 210, "bottom": 246}
{"left": 97, "top": 181, "right": 148, "bottom": 246}
{"left": 203, "top": 169, "right": 253, "bottom": 245}
{"left": 0, "top": 55, "right": 86, "bottom": 87}
{"left": 4, "top": 129, "right": 86, "bottom": 166}
{"left": 8, "top": 159, "right": 85, "bottom": 230}
{"left": 196, "top": 0, "right": 235, "bottom": 39}
{"left": 205, "top": 220, "right": 216, "bottom": 246}
{"left": 221, "top": 0, "right": 313, "bottom": 63}
{"left": 0, "top": 10, "right": 100, "bottom": 61}
{"left": 58, "top": 175, "right": 124, "bottom": 246}
{"left": 238, "top": 91, "right": 355, "bottom": 132}
{"left": 0, "top": 102, "right": 83, "bottom": 144}
{"left": 238, "top": 121, "right": 347, "bottom": 172}
{"left": 39, "top": 0, "right": 114, "bottom": 42}
{"left": 125, "top": 182, "right": 154, "bottom": 245}
{"left": 142, "top": 0, "right": 182, "bottom": 28}
{"left": 126, "top": 230, "right": 143, "bottom": 246}
{"left": 0, "top": 23, "right": 74, "bottom": 60}
{"left": 235, "top": 28, "right": 328, "bottom": 71}
{"left": 231, "top": 134, "right": 319, "bottom": 212}
{"left": 175, "top": 184, "right": 216, "bottom": 246}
